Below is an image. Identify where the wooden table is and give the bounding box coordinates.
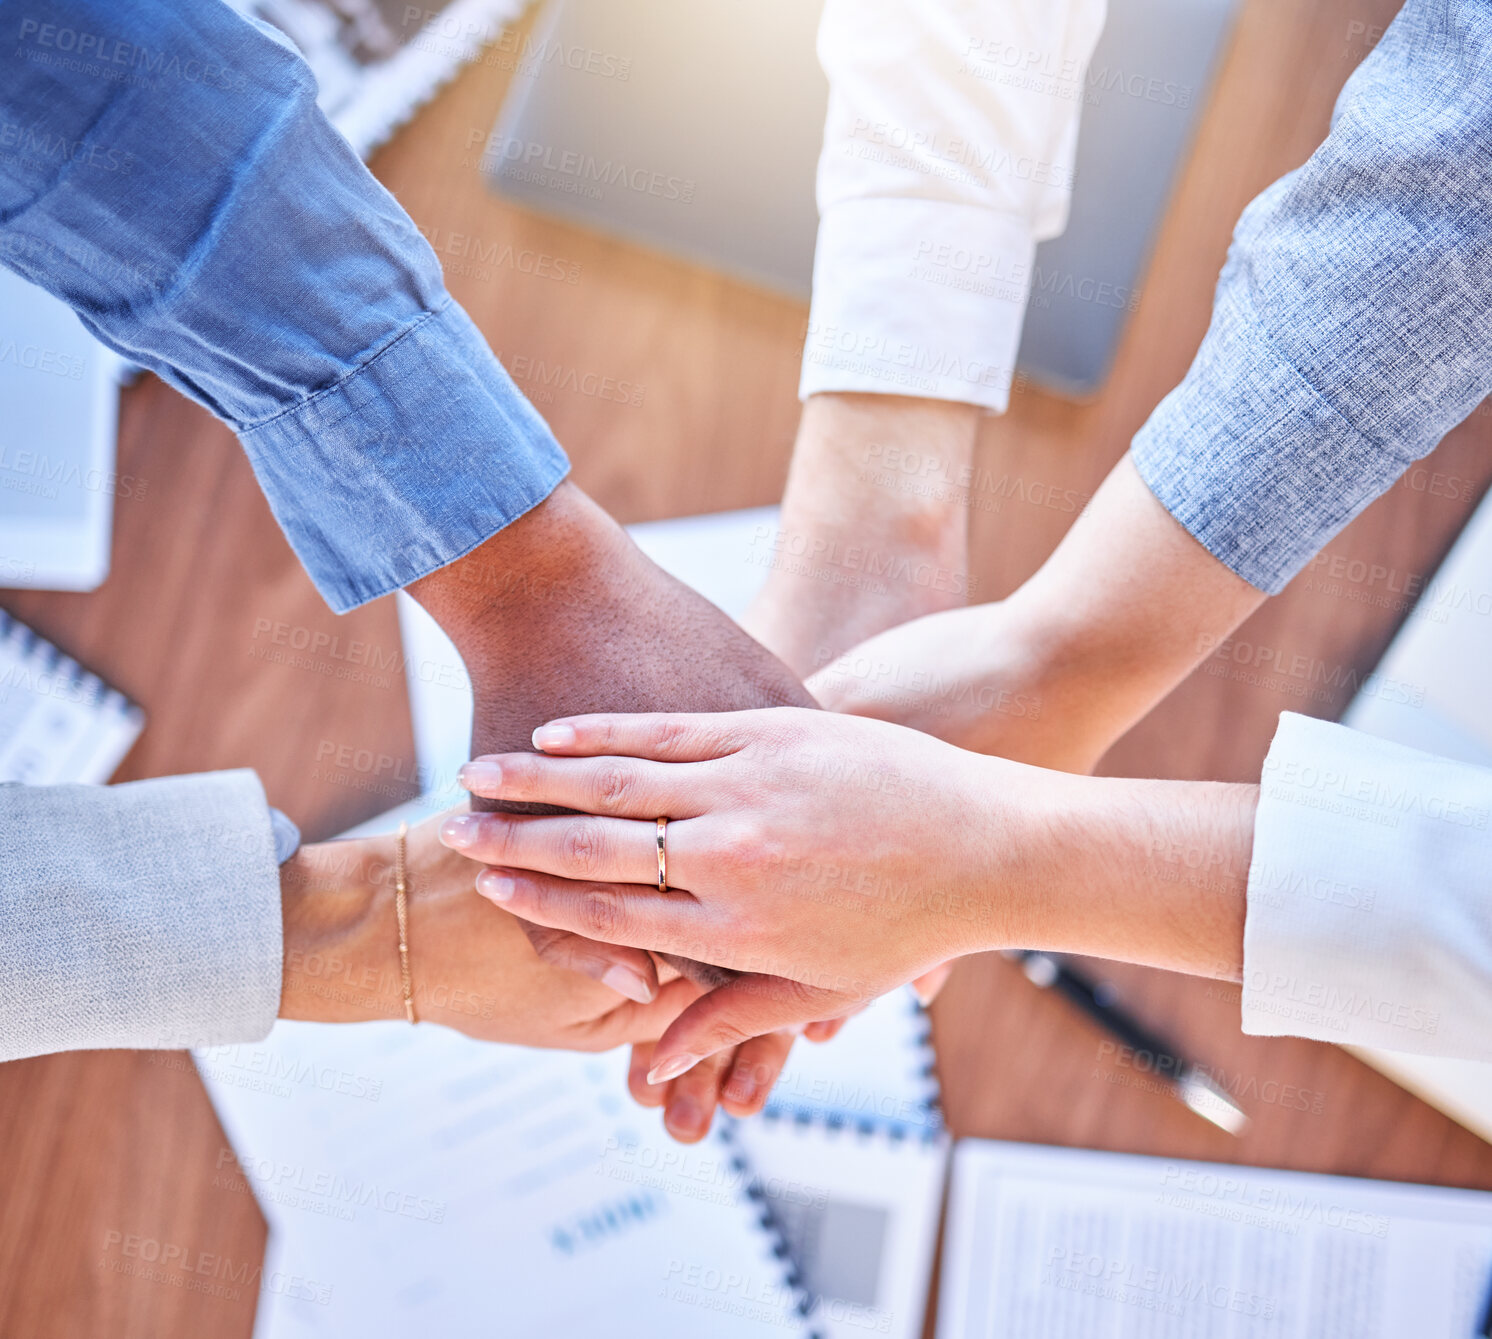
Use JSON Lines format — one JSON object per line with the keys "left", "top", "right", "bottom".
{"left": 3, "top": 0, "right": 1489, "bottom": 1334}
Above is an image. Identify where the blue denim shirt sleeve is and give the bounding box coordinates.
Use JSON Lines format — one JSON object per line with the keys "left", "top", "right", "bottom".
{"left": 1132, "top": 0, "right": 1492, "bottom": 595}
{"left": 0, "top": 0, "right": 568, "bottom": 612}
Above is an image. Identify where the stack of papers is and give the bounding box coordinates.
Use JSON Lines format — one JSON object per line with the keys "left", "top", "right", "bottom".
{"left": 940, "top": 1140, "right": 1492, "bottom": 1336}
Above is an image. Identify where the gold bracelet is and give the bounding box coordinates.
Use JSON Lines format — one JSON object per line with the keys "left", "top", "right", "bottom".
{"left": 394, "top": 821, "right": 417, "bottom": 1024}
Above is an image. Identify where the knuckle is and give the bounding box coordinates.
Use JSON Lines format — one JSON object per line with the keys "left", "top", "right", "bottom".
{"left": 484, "top": 819, "right": 519, "bottom": 864}
{"left": 707, "top": 1017, "right": 752, "bottom": 1051}
{"left": 652, "top": 717, "right": 693, "bottom": 759}
{"left": 522, "top": 924, "right": 568, "bottom": 957}
{"left": 501, "top": 753, "right": 539, "bottom": 792}
{"left": 715, "top": 819, "right": 768, "bottom": 873}
{"left": 561, "top": 820, "right": 607, "bottom": 877}
{"left": 578, "top": 888, "right": 626, "bottom": 940}
{"left": 592, "top": 764, "right": 634, "bottom": 812}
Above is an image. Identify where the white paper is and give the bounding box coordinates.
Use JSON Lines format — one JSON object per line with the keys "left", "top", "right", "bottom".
{"left": 940, "top": 1140, "right": 1492, "bottom": 1338}
{"left": 765, "top": 989, "right": 941, "bottom": 1135}
{"left": 0, "top": 267, "right": 121, "bottom": 592}
{"left": 729, "top": 989, "right": 949, "bottom": 1339}
{"left": 731, "top": 1117, "right": 946, "bottom": 1339}
{"left": 199, "top": 1022, "right": 809, "bottom": 1338}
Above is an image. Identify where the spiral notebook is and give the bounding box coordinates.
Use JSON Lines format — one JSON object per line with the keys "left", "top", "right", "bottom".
{"left": 0, "top": 609, "right": 143, "bottom": 784}
{"left": 727, "top": 990, "right": 951, "bottom": 1339}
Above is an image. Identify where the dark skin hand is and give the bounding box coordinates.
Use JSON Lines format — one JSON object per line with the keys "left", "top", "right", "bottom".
{"left": 408, "top": 481, "right": 830, "bottom": 1139}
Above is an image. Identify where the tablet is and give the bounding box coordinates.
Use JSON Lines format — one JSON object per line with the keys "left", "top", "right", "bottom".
{"left": 0, "top": 266, "right": 123, "bottom": 592}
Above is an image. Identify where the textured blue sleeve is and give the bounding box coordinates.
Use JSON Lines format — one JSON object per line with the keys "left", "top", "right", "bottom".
{"left": 0, "top": 0, "right": 568, "bottom": 610}
{"left": 1131, "top": 0, "right": 1492, "bottom": 594}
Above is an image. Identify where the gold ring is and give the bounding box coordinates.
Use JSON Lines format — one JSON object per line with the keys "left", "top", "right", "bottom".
{"left": 656, "top": 817, "right": 668, "bottom": 893}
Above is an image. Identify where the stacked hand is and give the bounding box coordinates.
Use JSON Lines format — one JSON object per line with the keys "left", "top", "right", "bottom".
{"left": 438, "top": 709, "right": 1045, "bottom": 1082}
{"left": 404, "top": 427, "right": 1263, "bottom": 1138}
{"left": 407, "top": 480, "right": 847, "bottom": 1139}
{"left": 439, "top": 700, "right": 1255, "bottom": 1086}
{"left": 282, "top": 807, "right": 850, "bottom": 1134}
{"left": 279, "top": 808, "right": 703, "bottom": 1049}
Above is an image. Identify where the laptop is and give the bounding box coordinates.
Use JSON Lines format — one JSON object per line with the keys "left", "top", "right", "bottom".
{"left": 486, "top": 0, "right": 1240, "bottom": 394}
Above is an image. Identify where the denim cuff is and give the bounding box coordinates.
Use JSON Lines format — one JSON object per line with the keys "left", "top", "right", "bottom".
{"left": 238, "top": 299, "right": 570, "bottom": 612}
{"left": 1130, "top": 280, "right": 1411, "bottom": 596}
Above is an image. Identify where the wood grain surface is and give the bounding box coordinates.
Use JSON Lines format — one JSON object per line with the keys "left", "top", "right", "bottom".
{"left": 3, "top": 0, "right": 1489, "bottom": 1335}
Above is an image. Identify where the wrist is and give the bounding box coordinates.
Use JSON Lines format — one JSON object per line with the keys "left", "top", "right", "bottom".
{"left": 952, "top": 752, "right": 1087, "bottom": 954}
{"left": 750, "top": 393, "right": 982, "bottom": 674}
{"left": 998, "top": 768, "right": 1255, "bottom": 978}
{"left": 788, "top": 393, "right": 980, "bottom": 552}
{"left": 406, "top": 480, "right": 605, "bottom": 679}
{"left": 279, "top": 837, "right": 404, "bottom": 1024}
{"left": 993, "top": 456, "right": 1267, "bottom": 763}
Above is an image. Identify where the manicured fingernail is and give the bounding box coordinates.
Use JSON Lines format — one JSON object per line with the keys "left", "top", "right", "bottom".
{"left": 601, "top": 965, "right": 655, "bottom": 1005}
{"left": 458, "top": 761, "right": 502, "bottom": 793}
{"left": 532, "top": 723, "right": 575, "bottom": 751}
{"left": 439, "top": 815, "right": 479, "bottom": 849}
{"left": 724, "top": 1070, "right": 758, "bottom": 1106}
{"left": 647, "top": 1053, "right": 699, "bottom": 1086}
{"left": 665, "top": 1095, "right": 705, "bottom": 1140}
{"left": 476, "top": 870, "right": 515, "bottom": 903}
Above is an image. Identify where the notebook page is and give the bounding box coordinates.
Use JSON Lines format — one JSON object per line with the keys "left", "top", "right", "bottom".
{"left": 728, "top": 988, "right": 949, "bottom": 1339}
{"left": 0, "top": 611, "right": 143, "bottom": 784}
{"left": 765, "top": 988, "right": 941, "bottom": 1135}
{"left": 200, "top": 1020, "right": 811, "bottom": 1338}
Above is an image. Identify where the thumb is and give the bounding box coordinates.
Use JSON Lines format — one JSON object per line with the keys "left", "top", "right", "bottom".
{"left": 644, "top": 974, "right": 852, "bottom": 1084}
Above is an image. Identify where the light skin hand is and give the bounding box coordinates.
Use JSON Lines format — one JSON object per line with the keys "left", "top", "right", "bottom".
{"left": 279, "top": 811, "right": 811, "bottom": 1138}
{"left": 440, "top": 708, "right": 1258, "bottom": 1083}
{"left": 743, "top": 392, "right": 982, "bottom": 678}
{"left": 810, "top": 453, "right": 1267, "bottom": 774}
{"left": 277, "top": 809, "right": 703, "bottom": 1049}
{"left": 801, "top": 451, "right": 1268, "bottom": 1002}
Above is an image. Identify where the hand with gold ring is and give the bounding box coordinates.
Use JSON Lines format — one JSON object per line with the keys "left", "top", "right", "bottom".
{"left": 442, "top": 706, "right": 1255, "bottom": 1091}
{"left": 439, "top": 707, "right": 1018, "bottom": 1088}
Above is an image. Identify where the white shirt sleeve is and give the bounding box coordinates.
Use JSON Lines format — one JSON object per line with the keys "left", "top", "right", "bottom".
{"left": 800, "top": 0, "right": 1107, "bottom": 412}
{"left": 1242, "top": 712, "right": 1492, "bottom": 1060}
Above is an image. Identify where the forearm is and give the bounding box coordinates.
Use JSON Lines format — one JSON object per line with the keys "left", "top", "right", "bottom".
{"left": 1002, "top": 769, "right": 1257, "bottom": 980}
{"left": 410, "top": 482, "right": 814, "bottom": 751}
{"left": 782, "top": 394, "right": 981, "bottom": 554}
{"left": 999, "top": 454, "right": 1265, "bottom": 762}
{"left": 0, "top": 772, "right": 282, "bottom": 1061}
{"left": 747, "top": 393, "right": 982, "bottom": 674}
{"left": 278, "top": 836, "right": 401, "bottom": 1025}
{"left": 1131, "top": 0, "right": 1492, "bottom": 594}
{"left": 3, "top": 0, "right": 567, "bottom": 613}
